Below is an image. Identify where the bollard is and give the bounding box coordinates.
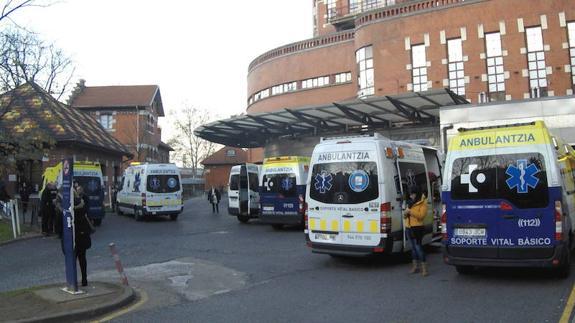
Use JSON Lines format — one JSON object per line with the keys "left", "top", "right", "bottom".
{"left": 13, "top": 200, "right": 21, "bottom": 236}
{"left": 10, "top": 201, "right": 17, "bottom": 239}
{"left": 109, "top": 243, "right": 129, "bottom": 286}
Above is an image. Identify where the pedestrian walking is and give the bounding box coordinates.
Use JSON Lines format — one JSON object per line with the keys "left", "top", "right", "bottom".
{"left": 18, "top": 181, "right": 31, "bottom": 214}
{"left": 73, "top": 184, "right": 93, "bottom": 287}
{"left": 40, "top": 182, "right": 57, "bottom": 236}
{"left": 208, "top": 186, "right": 221, "bottom": 213}
{"left": 403, "top": 186, "right": 429, "bottom": 276}
{"left": 111, "top": 184, "right": 118, "bottom": 212}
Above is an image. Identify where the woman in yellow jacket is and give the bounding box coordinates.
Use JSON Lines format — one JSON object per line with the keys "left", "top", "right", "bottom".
{"left": 403, "top": 186, "right": 429, "bottom": 276}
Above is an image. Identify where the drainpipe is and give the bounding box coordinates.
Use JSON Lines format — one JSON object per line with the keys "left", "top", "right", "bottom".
{"left": 442, "top": 124, "right": 454, "bottom": 155}
{"left": 136, "top": 105, "right": 139, "bottom": 160}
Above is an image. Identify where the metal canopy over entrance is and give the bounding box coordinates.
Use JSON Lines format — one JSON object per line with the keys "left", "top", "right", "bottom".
{"left": 195, "top": 89, "right": 468, "bottom": 148}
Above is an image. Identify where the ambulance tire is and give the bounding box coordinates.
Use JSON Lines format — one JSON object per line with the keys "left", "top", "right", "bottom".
{"left": 116, "top": 207, "right": 123, "bottom": 216}
{"left": 134, "top": 208, "right": 144, "bottom": 222}
{"left": 237, "top": 215, "right": 249, "bottom": 223}
{"left": 93, "top": 219, "right": 102, "bottom": 226}
{"left": 272, "top": 224, "right": 283, "bottom": 230}
{"left": 556, "top": 248, "right": 571, "bottom": 279}
{"left": 455, "top": 265, "right": 474, "bottom": 275}
{"left": 170, "top": 214, "right": 178, "bottom": 221}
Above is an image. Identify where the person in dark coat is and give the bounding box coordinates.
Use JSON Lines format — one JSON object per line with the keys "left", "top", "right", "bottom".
{"left": 208, "top": 186, "right": 221, "bottom": 213}
{"left": 18, "top": 181, "right": 31, "bottom": 214}
{"left": 40, "top": 182, "right": 57, "bottom": 236}
{"left": 73, "top": 185, "right": 92, "bottom": 287}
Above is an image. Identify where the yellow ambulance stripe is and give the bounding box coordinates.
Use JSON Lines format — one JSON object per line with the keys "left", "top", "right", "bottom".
{"left": 309, "top": 218, "right": 317, "bottom": 230}
{"left": 320, "top": 219, "right": 327, "bottom": 231}
{"left": 331, "top": 220, "right": 339, "bottom": 231}
{"left": 343, "top": 220, "right": 350, "bottom": 232}
{"left": 357, "top": 221, "right": 364, "bottom": 233}
{"left": 369, "top": 220, "right": 378, "bottom": 233}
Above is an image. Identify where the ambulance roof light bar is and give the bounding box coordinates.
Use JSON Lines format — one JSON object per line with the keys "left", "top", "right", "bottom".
{"left": 457, "top": 121, "right": 537, "bottom": 133}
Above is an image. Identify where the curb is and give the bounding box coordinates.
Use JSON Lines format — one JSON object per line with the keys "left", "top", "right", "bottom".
{"left": 0, "top": 233, "right": 43, "bottom": 247}
{"left": 14, "top": 282, "right": 135, "bottom": 323}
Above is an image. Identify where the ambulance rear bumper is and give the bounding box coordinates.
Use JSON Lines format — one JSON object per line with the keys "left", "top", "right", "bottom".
{"left": 444, "top": 243, "right": 566, "bottom": 268}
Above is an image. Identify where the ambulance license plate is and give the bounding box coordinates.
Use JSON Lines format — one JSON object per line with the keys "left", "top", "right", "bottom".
{"left": 314, "top": 233, "right": 337, "bottom": 242}
{"left": 454, "top": 228, "right": 486, "bottom": 237}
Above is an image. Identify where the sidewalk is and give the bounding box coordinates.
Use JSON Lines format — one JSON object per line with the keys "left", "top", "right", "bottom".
{"left": 0, "top": 281, "right": 135, "bottom": 322}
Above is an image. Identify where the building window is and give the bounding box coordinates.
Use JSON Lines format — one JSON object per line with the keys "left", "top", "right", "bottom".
{"left": 99, "top": 114, "right": 113, "bottom": 130}
{"left": 568, "top": 22, "right": 575, "bottom": 89}
{"left": 226, "top": 149, "right": 236, "bottom": 157}
{"left": 302, "top": 76, "right": 330, "bottom": 89}
{"left": 411, "top": 44, "right": 428, "bottom": 92}
{"left": 271, "top": 81, "right": 297, "bottom": 95}
{"left": 146, "top": 114, "right": 155, "bottom": 133}
{"left": 335, "top": 72, "right": 352, "bottom": 84}
{"left": 363, "top": 0, "right": 380, "bottom": 11}
{"left": 447, "top": 38, "right": 465, "bottom": 96}
{"left": 356, "top": 45, "right": 374, "bottom": 97}
{"left": 525, "top": 26, "right": 547, "bottom": 98}
{"left": 485, "top": 32, "right": 506, "bottom": 101}
{"left": 349, "top": 0, "right": 361, "bottom": 14}
{"left": 326, "top": 0, "right": 337, "bottom": 21}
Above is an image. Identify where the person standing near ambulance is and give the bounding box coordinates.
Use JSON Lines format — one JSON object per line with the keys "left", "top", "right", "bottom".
{"left": 404, "top": 186, "right": 429, "bottom": 276}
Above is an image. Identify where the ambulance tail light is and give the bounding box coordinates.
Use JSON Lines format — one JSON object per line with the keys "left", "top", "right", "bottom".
{"left": 380, "top": 202, "right": 391, "bottom": 237}
{"left": 141, "top": 193, "right": 146, "bottom": 207}
{"left": 385, "top": 147, "right": 394, "bottom": 158}
{"left": 555, "top": 201, "right": 563, "bottom": 241}
{"left": 299, "top": 194, "right": 305, "bottom": 214}
{"left": 441, "top": 204, "right": 447, "bottom": 241}
{"left": 303, "top": 201, "right": 309, "bottom": 231}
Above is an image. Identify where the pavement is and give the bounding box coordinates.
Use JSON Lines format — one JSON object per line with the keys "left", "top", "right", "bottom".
{"left": 0, "top": 281, "right": 135, "bottom": 323}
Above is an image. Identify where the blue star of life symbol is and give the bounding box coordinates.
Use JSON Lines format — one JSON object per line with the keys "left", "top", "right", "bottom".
{"left": 506, "top": 159, "right": 540, "bottom": 194}
{"left": 314, "top": 171, "right": 333, "bottom": 194}
{"left": 281, "top": 177, "right": 293, "bottom": 191}
{"left": 150, "top": 177, "right": 161, "bottom": 190}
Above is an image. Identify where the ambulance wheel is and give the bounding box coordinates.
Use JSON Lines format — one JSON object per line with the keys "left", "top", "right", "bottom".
{"left": 116, "top": 207, "right": 123, "bottom": 216}
{"left": 170, "top": 214, "right": 178, "bottom": 221}
{"left": 93, "top": 219, "right": 102, "bottom": 226}
{"left": 455, "top": 265, "right": 474, "bottom": 275}
{"left": 237, "top": 215, "right": 249, "bottom": 223}
{"left": 134, "top": 208, "right": 144, "bottom": 222}
{"left": 556, "top": 249, "right": 571, "bottom": 278}
{"left": 272, "top": 224, "right": 283, "bottom": 230}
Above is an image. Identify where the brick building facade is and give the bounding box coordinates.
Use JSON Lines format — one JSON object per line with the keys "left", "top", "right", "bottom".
{"left": 201, "top": 147, "right": 247, "bottom": 192}
{"left": 248, "top": 0, "right": 575, "bottom": 115}
{"left": 69, "top": 81, "right": 172, "bottom": 169}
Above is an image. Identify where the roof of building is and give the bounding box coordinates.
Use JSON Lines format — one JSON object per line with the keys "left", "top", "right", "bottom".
{"left": 0, "top": 83, "right": 131, "bottom": 156}
{"left": 70, "top": 84, "right": 164, "bottom": 116}
{"left": 158, "top": 141, "right": 174, "bottom": 151}
{"left": 195, "top": 89, "right": 469, "bottom": 148}
{"left": 201, "top": 146, "right": 247, "bottom": 166}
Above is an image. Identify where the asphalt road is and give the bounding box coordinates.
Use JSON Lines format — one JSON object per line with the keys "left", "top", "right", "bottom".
{"left": 1, "top": 195, "right": 574, "bottom": 323}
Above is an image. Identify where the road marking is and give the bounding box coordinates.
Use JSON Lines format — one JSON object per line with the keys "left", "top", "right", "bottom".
{"left": 560, "top": 280, "right": 575, "bottom": 323}
{"left": 91, "top": 288, "right": 148, "bottom": 323}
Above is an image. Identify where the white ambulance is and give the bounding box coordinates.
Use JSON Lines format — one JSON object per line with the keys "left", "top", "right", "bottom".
{"left": 305, "top": 133, "right": 442, "bottom": 257}
{"left": 116, "top": 163, "right": 183, "bottom": 221}
{"left": 228, "top": 163, "right": 260, "bottom": 223}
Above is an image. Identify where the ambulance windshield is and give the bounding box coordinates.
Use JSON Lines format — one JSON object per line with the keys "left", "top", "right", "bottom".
{"left": 450, "top": 152, "right": 548, "bottom": 208}
{"left": 147, "top": 175, "right": 180, "bottom": 193}
{"left": 262, "top": 173, "right": 297, "bottom": 197}
{"left": 74, "top": 176, "right": 101, "bottom": 195}
{"left": 310, "top": 162, "right": 378, "bottom": 204}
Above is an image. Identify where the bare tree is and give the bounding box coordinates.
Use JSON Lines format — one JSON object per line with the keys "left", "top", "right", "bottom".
{"left": 168, "top": 106, "right": 219, "bottom": 176}
{"left": 0, "top": 0, "right": 44, "bottom": 24}
{"left": 0, "top": 28, "right": 74, "bottom": 102}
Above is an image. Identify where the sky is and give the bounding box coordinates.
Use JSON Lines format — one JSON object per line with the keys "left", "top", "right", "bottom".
{"left": 8, "top": 0, "right": 313, "bottom": 141}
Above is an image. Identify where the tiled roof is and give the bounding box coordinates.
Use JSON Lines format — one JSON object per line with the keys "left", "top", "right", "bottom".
{"left": 201, "top": 146, "right": 247, "bottom": 166}
{"left": 158, "top": 141, "right": 174, "bottom": 151}
{"left": 71, "top": 85, "right": 163, "bottom": 115}
{"left": 0, "top": 83, "right": 130, "bottom": 156}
